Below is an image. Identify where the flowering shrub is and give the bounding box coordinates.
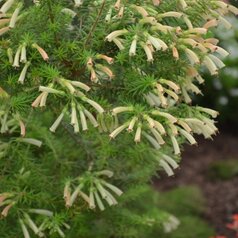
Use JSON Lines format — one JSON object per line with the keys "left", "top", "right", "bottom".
{"left": 0, "top": 0, "right": 237, "bottom": 237}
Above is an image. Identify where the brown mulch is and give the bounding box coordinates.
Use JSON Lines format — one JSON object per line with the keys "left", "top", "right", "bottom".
{"left": 154, "top": 132, "right": 238, "bottom": 237}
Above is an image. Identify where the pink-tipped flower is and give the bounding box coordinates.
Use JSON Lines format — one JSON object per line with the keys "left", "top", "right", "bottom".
{"left": 31, "top": 93, "right": 44, "bottom": 108}
{"left": 152, "top": 0, "right": 160, "bottom": 6}
{"left": 32, "top": 43, "right": 49, "bottom": 61}
{"left": 172, "top": 46, "right": 179, "bottom": 60}
{"left": 114, "top": 0, "right": 121, "bottom": 10}
{"left": 96, "top": 54, "right": 114, "bottom": 64}
{"left": 1, "top": 202, "right": 14, "bottom": 217}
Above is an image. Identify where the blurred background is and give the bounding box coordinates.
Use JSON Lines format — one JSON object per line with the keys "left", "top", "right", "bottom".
{"left": 153, "top": 1, "right": 238, "bottom": 237}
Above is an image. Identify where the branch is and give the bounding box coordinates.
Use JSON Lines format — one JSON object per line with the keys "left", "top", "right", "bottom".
{"left": 84, "top": 0, "right": 106, "bottom": 47}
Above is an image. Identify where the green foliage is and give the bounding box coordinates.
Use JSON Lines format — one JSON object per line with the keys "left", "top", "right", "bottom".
{"left": 208, "top": 159, "right": 238, "bottom": 180}
{"left": 0, "top": 0, "right": 236, "bottom": 237}
{"left": 157, "top": 187, "right": 215, "bottom": 238}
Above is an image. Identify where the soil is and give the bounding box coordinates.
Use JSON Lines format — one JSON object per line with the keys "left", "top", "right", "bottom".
{"left": 154, "top": 131, "right": 238, "bottom": 237}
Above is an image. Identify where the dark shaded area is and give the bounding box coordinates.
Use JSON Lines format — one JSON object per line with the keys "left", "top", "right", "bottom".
{"left": 154, "top": 131, "right": 238, "bottom": 237}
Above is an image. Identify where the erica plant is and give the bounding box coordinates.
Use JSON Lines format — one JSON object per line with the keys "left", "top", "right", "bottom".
{"left": 0, "top": 0, "right": 237, "bottom": 237}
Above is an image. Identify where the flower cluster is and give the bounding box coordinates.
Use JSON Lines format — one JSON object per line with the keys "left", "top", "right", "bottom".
{"left": 64, "top": 170, "right": 123, "bottom": 211}
{"left": 19, "top": 210, "right": 70, "bottom": 238}
{"left": 110, "top": 105, "right": 218, "bottom": 156}
{"left": 0, "top": 0, "right": 237, "bottom": 237}
{"left": 0, "top": 193, "right": 16, "bottom": 218}
{"left": 0, "top": 105, "right": 26, "bottom": 136}
{"left": 86, "top": 54, "right": 114, "bottom": 83}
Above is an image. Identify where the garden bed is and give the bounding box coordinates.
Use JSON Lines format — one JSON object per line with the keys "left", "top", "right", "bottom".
{"left": 154, "top": 132, "right": 238, "bottom": 237}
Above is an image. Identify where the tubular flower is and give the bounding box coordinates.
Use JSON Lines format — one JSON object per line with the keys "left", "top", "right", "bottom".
{"left": 65, "top": 170, "right": 123, "bottom": 210}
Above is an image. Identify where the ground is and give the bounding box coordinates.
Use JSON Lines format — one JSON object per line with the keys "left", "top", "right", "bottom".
{"left": 155, "top": 132, "right": 238, "bottom": 237}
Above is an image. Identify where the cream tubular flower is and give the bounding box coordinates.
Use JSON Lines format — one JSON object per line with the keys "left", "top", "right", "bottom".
{"left": 215, "top": 46, "right": 229, "bottom": 58}
{"left": 83, "top": 98, "right": 104, "bottom": 114}
{"left": 184, "top": 48, "right": 200, "bottom": 65}
{"left": 160, "top": 79, "right": 180, "bottom": 93}
{"left": 13, "top": 46, "right": 21, "bottom": 67}
{"left": 101, "top": 181, "right": 123, "bottom": 196}
{"left": 132, "top": 5, "right": 148, "bottom": 17}
{"left": 69, "top": 186, "right": 81, "bottom": 206}
{"left": 179, "top": 0, "right": 187, "bottom": 9}
{"left": 9, "top": 3, "right": 21, "bottom": 28}
{"left": 147, "top": 35, "right": 162, "bottom": 51}
{"left": 159, "top": 11, "right": 183, "bottom": 18}
{"left": 127, "top": 116, "right": 138, "bottom": 132}
{"left": 179, "top": 128, "right": 197, "bottom": 145}
{"left": 50, "top": 109, "right": 66, "bottom": 133}
{"left": 31, "top": 93, "right": 44, "bottom": 108}
{"left": 208, "top": 54, "right": 225, "bottom": 69}
{"left": 203, "top": 56, "right": 218, "bottom": 75}
{"left": 105, "top": 29, "right": 128, "bottom": 42}
{"left": 196, "top": 106, "right": 219, "bottom": 118}
{"left": 109, "top": 123, "right": 128, "bottom": 139}
{"left": 94, "top": 191, "right": 105, "bottom": 211}
{"left": 177, "top": 120, "right": 191, "bottom": 133}
{"left": 20, "top": 43, "right": 27, "bottom": 63}
{"left": 39, "top": 86, "right": 64, "bottom": 95}
{"left": 24, "top": 213, "right": 42, "bottom": 235}
{"left": 19, "top": 138, "right": 42, "bottom": 147}
{"left": 159, "top": 159, "right": 174, "bottom": 176}
{"left": 39, "top": 92, "right": 48, "bottom": 107}
{"left": 0, "top": 0, "right": 14, "bottom": 14}
{"left": 89, "top": 189, "right": 96, "bottom": 209}
{"left": 170, "top": 135, "right": 180, "bottom": 155}
{"left": 162, "top": 154, "right": 179, "bottom": 170}
{"left": 154, "top": 120, "right": 166, "bottom": 135}
{"left": 143, "top": 132, "right": 161, "bottom": 149}
{"left": 70, "top": 81, "right": 90, "bottom": 92}
{"left": 129, "top": 35, "right": 138, "bottom": 56}
{"left": 152, "top": 111, "right": 177, "bottom": 123}
{"left": 79, "top": 108, "right": 88, "bottom": 131}
{"left": 84, "top": 109, "right": 98, "bottom": 127}
{"left": 145, "top": 114, "right": 156, "bottom": 128}
{"left": 186, "top": 28, "right": 207, "bottom": 35}
{"left": 141, "top": 42, "right": 154, "bottom": 62}
{"left": 134, "top": 123, "right": 142, "bottom": 143}
{"left": 19, "top": 219, "right": 30, "bottom": 238}
{"left": 19, "top": 120, "right": 25, "bottom": 137}
{"left": 95, "top": 182, "right": 107, "bottom": 199}
{"left": 218, "top": 16, "right": 232, "bottom": 29}
{"left": 71, "top": 102, "right": 77, "bottom": 125}
{"left": 150, "top": 127, "right": 165, "bottom": 145}
{"left": 112, "top": 37, "right": 125, "bottom": 50}
{"left": 228, "top": 5, "right": 238, "bottom": 15}
{"left": 112, "top": 106, "right": 133, "bottom": 115}
{"left": 183, "top": 15, "right": 193, "bottom": 29}
{"left": 18, "top": 62, "right": 30, "bottom": 84}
